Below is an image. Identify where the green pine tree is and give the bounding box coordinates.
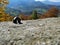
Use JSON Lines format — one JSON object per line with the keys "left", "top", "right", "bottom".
{"left": 32, "top": 10, "right": 38, "bottom": 19}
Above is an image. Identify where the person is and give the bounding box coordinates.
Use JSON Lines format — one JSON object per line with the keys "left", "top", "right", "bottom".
{"left": 13, "top": 16, "right": 23, "bottom": 24}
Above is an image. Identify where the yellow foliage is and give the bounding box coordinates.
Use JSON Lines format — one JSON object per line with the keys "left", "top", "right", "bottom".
{"left": 0, "top": 18, "right": 6, "bottom": 21}
{"left": 0, "top": 0, "right": 11, "bottom": 22}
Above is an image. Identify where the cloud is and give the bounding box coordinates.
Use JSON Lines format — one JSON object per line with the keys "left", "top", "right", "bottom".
{"left": 35, "top": 0, "right": 60, "bottom": 2}
{"left": 35, "top": 0, "right": 45, "bottom": 2}
{"left": 49, "top": 0, "right": 60, "bottom": 2}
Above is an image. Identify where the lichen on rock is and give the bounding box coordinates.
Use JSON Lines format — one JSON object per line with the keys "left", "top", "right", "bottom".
{"left": 0, "top": 17, "right": 60, "bottom": 45}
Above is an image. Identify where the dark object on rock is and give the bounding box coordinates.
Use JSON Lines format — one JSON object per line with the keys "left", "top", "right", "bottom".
{"left": 13, "top": 16, "right": 23, "bottom": 24}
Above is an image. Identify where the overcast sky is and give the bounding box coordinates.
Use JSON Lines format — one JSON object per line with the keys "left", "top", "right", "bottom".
{"left": 35, "top": 0, "right": 60, "bottom": 2}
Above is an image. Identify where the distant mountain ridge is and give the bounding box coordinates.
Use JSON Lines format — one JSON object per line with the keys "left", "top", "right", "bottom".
{"left": 5, "top": 0, "right": 60, "bottom": 16}
{"left": 7, "top": 0, "right": 49, "bottom": 9}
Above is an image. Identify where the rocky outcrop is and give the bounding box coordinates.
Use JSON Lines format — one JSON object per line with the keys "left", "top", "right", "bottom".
{"left": 0, "top": 17, "right": 60, "bottom": 45}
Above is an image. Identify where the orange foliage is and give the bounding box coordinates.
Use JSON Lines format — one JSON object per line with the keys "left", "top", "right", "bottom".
{"left": 19, "top": 15, "right": 32, "bottom": 20}
{"left": 40, "top": 7, "right": 59, "bottom": 19}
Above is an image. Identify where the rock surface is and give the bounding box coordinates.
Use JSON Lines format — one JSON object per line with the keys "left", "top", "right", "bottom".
{"left": 0, "top": 17, "right": 60, "bottom": 45}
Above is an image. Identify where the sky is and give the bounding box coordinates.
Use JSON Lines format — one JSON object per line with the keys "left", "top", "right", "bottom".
{"left": 9, "top": 0, "right": 60, "bottom": 3}
{"left": 35, "top": 0, "right": 60, "bottom": 2}
{"left": 8, "top": 0, "right": 60, "bottom": 6}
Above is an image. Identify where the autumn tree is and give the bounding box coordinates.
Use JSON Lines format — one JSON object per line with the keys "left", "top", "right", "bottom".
{"left": 0, "top": 0, "right": 9, "bottom": 21}
{"left": 0, "top": 0, "right": 8, "bottom": 13}
{"left": 40, "top": 7, "right": 59, "bottom": 19}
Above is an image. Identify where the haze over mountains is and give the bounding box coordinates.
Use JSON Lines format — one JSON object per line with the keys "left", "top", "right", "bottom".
{"left": 8, "top": 0, "right": 60, "bottom": 8}
{"left": 35, "top": 0, "right": 60, "bottom": 5}
{"left": 42, "top": 1, "right": 60, "bottom": 6}
{"left": 5, "top": 0, "right": 60, "bottom": 16}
